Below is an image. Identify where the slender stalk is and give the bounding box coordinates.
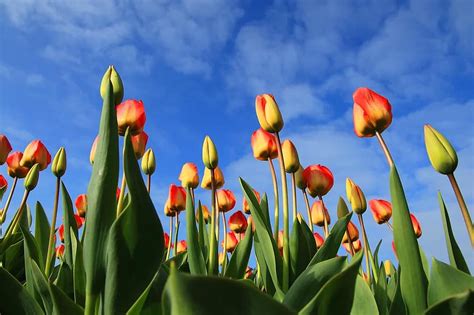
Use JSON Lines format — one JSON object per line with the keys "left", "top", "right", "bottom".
{"left": 375, "top": 131, "right": 394, "bottom": 168}
{"left": 85, "top": 294, "right": 99, "bottom": 315}
{"left": 275, "top": 132, "right": 289, "bottom": 292}
{"left": 386, "top": 221, "right": 393, "bottom": 231}
{"left": 4, "top": 189, "right": 30, "bottom": 240}
{"left": 291, "top": 172, "right": 297, "bottom": 222}
{"left": 302, "top": 189, "right": 313, "bottom": 233}
{"left": 45, "top": 177, "right": 61, "bottom": 276}
{"left": 147, "top": 174, "right": 151, "bottom": 194}
{"left": 268, "top": 158, "right": 280, "bottom": 240}
{"left": 0, "top": 177, "right": 18, "bottom": 225}
{"left": 357, "top": 214, "right": 372, "bottom": 285}
{"left": 221, "top": 212, "right": 228, "bottom": 273}
{"left": 116, "top": 176, "right": 127, "bottom": 217}
{"left": 190, "top": 188, "right": 195, "bottom": 207}
{"left": 347, "top": 234, "right": 356, "bottom": 256}
{"left": 447, "top": 173, "right": 474, "bottom": 246}
{"left": 166, "top": 216, "right": 173, "bottom": 260}
{"left": 173, "top": 213, "right": 180, "bottom": 257}
{"left": 208, "top": 168, "right": 218, "bottom": 274}
{"left": 319, "top": 196, "right": 329, "bottom": 238}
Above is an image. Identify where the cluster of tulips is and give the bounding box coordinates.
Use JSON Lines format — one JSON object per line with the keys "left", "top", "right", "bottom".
{"left": 0, "top": 66, "right": 472, "bottom": 315}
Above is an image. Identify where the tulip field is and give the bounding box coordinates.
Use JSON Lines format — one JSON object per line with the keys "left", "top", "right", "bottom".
{"left": 0, "top": 66, "right": 473, "bottom": 315}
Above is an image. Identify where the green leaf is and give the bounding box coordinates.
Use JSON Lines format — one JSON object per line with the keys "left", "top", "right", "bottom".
{"left": 374, "top": 263, "right": 389, "bottom": 315}
{"left": 103, "top": 129, "right": 164, "bottom": 314}
{"left": 127, "top": 268, "right": 168, "bottom": 315}
{"left": 70, "top": 228, "right": 85, "bottom": 306}
{"left": 289, "top": 220, "right": 312, "bottom": 283}
{"left": 49, "top": 283, "right": 84, "bottom": 315}
{"left": 260, "top": 193, "right": 272, "bottom": 231}
{"left": 2, "top": 238, "right": 25, "bottom": 281}
{"left": 197, "top": 201, "right": 208, "bottom": 260}
{"left": 390, "top": 166, "right": 428, "bottom": 314}
{"left": 425, "top": 290, "right": 474, "bottom": 315}
{"left": 419, "top": 244, "right": 430, "bottom": 281}
{"left": 350, "top": 276, "right": 379, "bottom": 315}
{"left": 20, "top": 224, "right": 43, "bottom": 305}
{"left": 29, "top": 259, "right": 53, "bottom": 314}
{"left": 388, "top": 267, "right": 407, "bottom": 315}
{"left": 254, "top": 233, "right": 275, "bottom": 295}
{"left": 34, "top": 202, "right": 50, "bottom": 268}
{"left": 373, "top": 239, "right": 383, "bottom": 277}
{"left": 225, "top": 224, "right": 253, "bottom": 279}
{"left": 299, "top": 219, "right": 317, "bottom": 259}
{"left": 438, "top": 192, "right": 470, "bottom": 274}
{"left": 185, "top": 188, "right": 207, "bottom": 275}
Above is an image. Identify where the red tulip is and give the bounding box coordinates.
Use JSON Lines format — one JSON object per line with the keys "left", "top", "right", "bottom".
{"left": 369, "top": 199, "right": 392, "bottom": 224}
{"left": 6, "top": 152, "right": 30, "bottom": 178}
{"left": 164, "top": 232, "right": 173, "bottom": 249}
{"left": 243, "top": 189, "right": 260, "bottom": 214}
{"left": 0, "top": 135, "right": 12, "bottom": 165}
{"left": 223, "top": 231, "right": 239, "bottom": 252}
{"left": 313, "top": 232, "right": 324, "bottom": 249}
{"left": 217, "top": 189, "right": 236, "bottom": 213}
{"left": 164, "top": 200, "right": 176, "bottom": 217}
{"left": 75, "top": 194, "right": 87, "bottom": 218}
{"left": 311, "top": 200, "right": 331, "bottom": 226}
{"left": 179, "top": 162, "right": 199, "bottom": 189}
{"left": 116, "top": 99, "right": 146, "bottom": 136}
{"left": 342, "top": 221, "right": 359, "bottom": 243}
{"left": 0, "top": 175, "right": 7, "bottom": 195}
{"left": 352, "top": 87, "right": 392, "bottom": 137}
{"left": 20, "top": 140, "right": 51, "bottom": 170}
{"left": 58, "top": 215, "right": 85, "bottom": 243}
{"left": 250, "top": 128, "right": 278, "bottom": 161}
{"left": 167, "top": 184, "right": 187, "bottom": 213}
{"left": 131, "top": 131, "right": 148, "bottom": 159}
{"left": 229, "top": 211, "right": 248, "bottom": 234}
{"left": 56, "top": 244, "right": 65, "bottom": 259}
{"left": 177, "top": 240, "right": 187, "bottom": 253}
{"left": 302, "top": 164, "right": 334, "bottom": 197}
{"left": 410, "top": 214, "right": 422, "bottom": 238}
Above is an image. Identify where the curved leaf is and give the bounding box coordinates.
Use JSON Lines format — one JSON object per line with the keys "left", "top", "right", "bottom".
{"left": 49, "top": 283, "right": 84, "bottom": 315}
{"left": 289, "top": 220, "right": 312, "bottom": 283}
{"left": 225, "top": 224, "right": 253, "bottom": 279}
{"left": 351, "top": 276, "right": 379, "bottom": 315}
{"left": 425, "top": 290, "right": 474, "bottom": 315}
{"left": 185, "top": 188, "right": 207, "bottom": 275}
{"left": 30, "top": 259, "right": 53, "bottom": 314}
{"left": 34, "top": 202, "right": 50, "bottom": 268}
{"left": 374, "top": 263, "right": 389, "bottom": 315}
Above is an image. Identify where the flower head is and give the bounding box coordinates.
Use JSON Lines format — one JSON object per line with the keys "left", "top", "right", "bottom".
{"left": 229, "top": 211, "right": 248, "bottom": 234}
{"left": 250, "top": 128, "right": 278, "bottom": 161}
{"left": 369, "top": 199, "right": 392, "bottom": 224}
{"left": 179, "top": 163, "right": 199, "bottom": 189}
{"left": 20, "top": 140, "right": 51, "bottom": 170}
{"left": 116, "top": 99, "right": 146, "bottom": 136}
{"left": 0, "top": 135, "right": 12, "bottom": 165}
{"left": 352, "top": 87, "right": 392, "bottom": 137}
{"left": 255, "top": 94, "right": 284, "bottom": 133}
{"left": 303, "top": 164, "right": 334, "bottom": 197}
{"left": 217, "top": 189, "right": 236, "bottom": 213}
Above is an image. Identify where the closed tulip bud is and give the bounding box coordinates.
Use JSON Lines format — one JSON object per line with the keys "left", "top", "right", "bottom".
{"left": 250, "top": 128, "right": 278, "bottom": 161}
{"left": 168, "top": 184, "right": 186, "bottom": 213}
{"left": 100, "top": 65, "right": 124, "bottom": 105}
{"left": 337, "top": 197, "right": 350, "bottom": 219}
{"left": 201, "top": 167, "right": 225, "bottom": 190}
{"left": 223, "top": 231, "right": 239, "bottom": 252}
{"left": 177, "top": 240, "right": 187, "bottom": 254}
{"left": 75, "top": 194, "right": 87, "bottom": 218}
{"left": 410, "top": 214, "right": 422, "bottom": 238}
{"left": 202, "top": 136, "right": 218, "bottom": 169}
{"left": 51, "top": 147, "right": 67, "bottom": 177}
{"left": 311, "top": 200, "right": 330, "bottom": 226}
{"left": 369, "top": 199, "right": 392, "bottom": 224}
{"left": 24, "top": 163, "right": 40, "bottom": 191}
{"left": 247, "top": 215, "right": 256, "bottom": 233}
{"left": 179, "top": 162, "right": 199, "bottom": 189}
{"left": 424, "top": 125, "right": 458, "bottom": 174}
{"left": 229, "top": 210, "right": 248, "bottom": 233}
{"left": 313, "top": 232, "right": 324, "bottom": 249}
{"left": 217, "top": 189, "right": 236, "bottom": 213}
{"left": 56, "top": 244, "right": 65, "bottom": 260}
{"left": 255, "top": 94, "right": 284, "bottom": 133}
{"left": 282, "top": 140, "right": 300, "bottom": 173}
{"left": 196, "top": 205, "right": 210, "bottom": 224}
{"left": 89, "top": 136, "right": 98, "bottom": 165}
{"left": 0, "top": 175, "right": 7, "bottom": 200}
{"left": 384, "top": 260, "right": 393, "bottom": 277}
{"left": 0, "top": 135, "right": 12, "bottom": 165}
{"left": 164, "top": 232, "right": 173, "bottom": 249}
{"left": 295, "top": 165, "right": 306, "bottom": 190}
{"left": 343, "top": 239, "right": 362, "bottom": 255}
{"left": 6, "top": 152, "right": 29, "bottom": 178}
{"left": 243, "top": 189, "right": 260, "bottom": 214}
{"left": 131, "top": 131, "right": 148, "bottom": 159}
{"left": 345, "top": 178, "right": 367, "bottom": 214}
{"left": 141, "top": 148, "right": 156, "bottom": 175}
{"left": 20, "top": 140, "right": 51, "bottom": 171}
{"left": 164, "top": 200, "right": 176, "bottom": 217}
{"left": 342, "top": 221, "right": 359, "bottom": 243}
{"left": 116, "top": 99, "right": 146, "bottom": 136}
{"left": 303, "top": 164, "right": 334, "bottom": 197}
{"left": 352, "top": 87, "right": 393, "bottom": 137}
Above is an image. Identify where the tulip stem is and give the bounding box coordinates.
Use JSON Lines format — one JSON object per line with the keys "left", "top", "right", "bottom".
{"left": 357, "top": 213, "right": 376, "bottom": 285}
{"left": 375, "top": 132, "right": 394, "bottom": 168}
{"left": 291, "top": 172, "right": 297, "bottom": 223}
{"left": 147, "top": 174, "right": 151, "bottom": 194}
{"left": 173, "top": 213, "right": 180, "bottom": 257}
{"left": 0, "top": 177, "right": 18, "bottom": 226}
{"left": 302, "top": 190, "right": 313, "bottom": 233}
{"left": 318, "top": 196, "right": 329, "bottom": 238}
{"left": 166, "top": 216, "right": 173, "bottom": 260}
{"left": 221, "top": 212, "right": 228, "bottom": 274}
{"left": 447, "top": 173, "right": 474, "bottom": 246}
{"left": 45, "top": 177, "right": 61, "bottom": 277}
{"left": 386, "top": 221, "right": 393, "bottom": 231}
{"left": 116, "top": 175, "right": 127, "bottom": 217}
{"left": 208, "top": 168, "right": 218, "bottom": 275}
{"left": 268, "top": 158, "right": 280, "bottom": 241}
{"left": 275, "top": 132, "right": 289, "bottom": 292}
{"left": 347, "top": 233, "right": 355, "bottom": 256}
{"left": 4, "top": 189, "right": 30, "bottom": 241}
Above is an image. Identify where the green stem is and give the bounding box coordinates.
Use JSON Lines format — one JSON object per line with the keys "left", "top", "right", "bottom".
{"left": 166, "top": 216, "right": 173, "bottom": 260}
{"left": 173, "top": 213, "right": 180, "bottom": 257}
{"left": 358, "top": 213, "right": 377, "bottom": 285}
{"left": 45, "top": 177, "right": 61, "bottom": 276}
{"left": 447, "top": 173, "right": 474, "bottom": 246}
{"left": 116, "top": 175, "right": 127, "bottom": 217}
{"left": 291, "top": 172, "right": 297, "bottom": 223}
{"left": 4, "top": 189, "right": 30, "bottom": 240}
{"left": 221, "top": 212, "right": 228, "bottom": 274}
{"left": 302, "top": 190, "right": 313, "bottom": 233}
{"left": 0, "top": 177, "right": 18, "bottom": 225}
{"left": 375, "top": 131, "right": 394, "bottom": 168}
{"left": 268, "top": 158, "right": 280, "bottom": 241}
{"left": 319, "top": 196, "right": 329, "bottom": 238}
{"left": 84, "top": 293, "right": 98, "bottom": 315}
{"left": 208, "top": 168, "right": 218, "bottom": 275}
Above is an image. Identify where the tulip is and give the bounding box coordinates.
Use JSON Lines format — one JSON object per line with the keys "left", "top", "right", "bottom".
{"left": 277, "top": 230, "right": 284, "bottom": 255}
{"left": 201, "top": 167, "right": 225, "bottom": 190}
{"left": 75, "top": 194, "right": 87, "bottom": 218}
{"left": 24, "top": 164, "right": 40, "bottom": 191}
{"left": 223, "top": 231, "right": 239, "bottom": 252}
{"left": 303, "top": 164, "right": 334, "bottom": 197}
{"left": 281, "top": 140, "right": 300, "bottom": 173}
{"left": 313, "top": 232, "right": 324, "bottom": 249}
{"left": 51, "top": 147, "right": 67, "bottom": 178}
{"left": 100, "top": 65, "right": 124, "bottom": 105}
{"left": 0, "top": 135, "right": 12, "bottom": 165}
{"left": 116, "top": 99, "right": 146, "bottom": 136}
{"left": 423, "top": 125, "right": 458, "bottom": 175}
{"left": 384, "top": 260, "right": 393, "bottom": 277}
{"left": 243, "top": 189, "right": 260, "bottom": 214}
{"left": 217, "top": 189, "right": 236, "bottom": 213}
{"left": 179, "top": 162, "right": 199, "bottom": 189}
{"left": 410, "top": 214, "right": 422, "bottom": 238}
{"left": 295, "top": 165, "right": 306, "bottom": 190}
{"left": 56, "top": 244, "right": 65, "bottom": 260}
{"left": 250, "top": 128, "right": 278, "bottom": 161}
{"left": 89, "top": 136, "right": 98, "bottom": 165}
{"left": 131, "top": 131, "right": 148, "bottom": 159}
{"left": 343, "top": 239, "right": 362, "bottom": 254}
{"left": 352, "top": 87, "right": 392, "bottom": 138}
{"left": 20, "top": 140, "right": 51, "bottom": 170}
{"left": 176, "top": 240, "right": 187, "bottom": 254}
{"left": 58, "top": 215, "right": 84, "bottom": 242}
{"left": 346, "top": 178, "right": 367, "bottom": 215}
{"left": 342, "top": 221, "right": 359, "bottom": 243}
{"left": 0, "top": 175, "right": 7, "bottom": 199}
{"left": 164, "top": 200, "right": 176, "bottom": 217}
{"left": 369, "top": 199, "right": 392, "bottom": 224}
{"left": 6, "top": 152, "right": 30, "bottom": 178}
{"left": 247, "top": 215, "right": 256, "bottom": 233}
{"left": 167, "top": 184, "right": 186, "bottom": 213}
{"left": 255, "top": 94, "right": 284, "bottom": 133}
{"left": 202, "top": 136, "right": 218, "bottom": 169}
{"left": 229, "top": 210, "right": 248, "bottom": 234}
{"left": 196, "top": 204, "right": 210, "bottom": 224}
{"left": 163, "top": 232, "right": 173, "bottom": 249}
{"left": 311, "top": 200, "right": 331, "bottom": 226}
{"left": 141, "top": 148, "right": 156, "bottom": 175}
{"left": 116, "top": 187, "right": 121, "bottom": 200}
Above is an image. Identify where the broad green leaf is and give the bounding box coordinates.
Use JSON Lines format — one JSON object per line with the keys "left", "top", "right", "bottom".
{"left": 185, "top": 188, "right": 206, "bottom": 275}
{"left": 350, "top": 276, "right": 379, "bottom": 315}
{"left": 254, "top": 233, "right": 276, "bottom": 295}
{"left": 30, "top": 259, "right": 53, "bottom": 314}
{"left": 49, "top": 283, "right": 84, "bottom": 315}
{"left": 34, "top": 202, "right": 50, "bottom": 268}
{"left": 424, "top": 290, "right": 474, "bottom": 315}
{"left": 70, "top": 228, "right": 85, "bottom": 306}
{"left": 260, "top": 193, "right": 272, "bottom": 231}
{"left": 299, "top": 219, "right": 317, "bottom": 259}
{"left": 20, "top": 225, "right": 43, "bottom": 306}
{"left": 374, "top": 263, "right": 389, "bottom": 315}
{"left": 419, "top": 245, "right": 430, "bottom": 281}
{"left": 103, "top": 129, "right": 164, "bottom": 314}
{"left": 127, "top": 267, "right": 168, "bottom": 315}
{"left": 373, "top": 239, "right": 383, "bottom": 277}
{"left": 53, "top": 262, "right": 73, "bottom": 297}
{"left": 2, "top": 238, "right": 25, "bottom": 281}
{"left": 438, "top": 192, "right": 470, "bottom": 274}
{"left": 390, "top": 166, "right": 427, "bottom": 314}
{"left": 289, "top": 220, "right": 312, "bottom": 283}
{"left": 197, "top": 201, "right": 208, "bottom": 260}
{"left": 225, "top": 224, "right": 253, "bottom": 279}
{"left": 388, "top": 267, "right": 407, "bottom": 315}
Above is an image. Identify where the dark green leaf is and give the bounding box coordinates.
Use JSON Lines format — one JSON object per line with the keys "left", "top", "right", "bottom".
{"left": 388, "top": 267, "right": 407, "bottom": 315}
{"left": 350, "top": 276, "right": 379, "bottom": 315}
{"left": 30, "top": 259, "right": 53, "bottom": 314}
{"left": 70, "top": 228, "right": 85, "bottom": 306}
{"left": 34, "top": 202, "right": 50, "bottom": 268}
{"left": 425, "top": 290, "right": 474, "bottom": 315}
{"left": 20, "top": 224, "right": 43, "bottom": 305}
{"left": 2, "top": 238, "right": 25, "bottom": 281}
{"left": 197, "top": 201, "right": 208, "bottom": 260}
{"left": 225, "top": 224, "right": 253, "bottom": 279}
{"left": 289, "top": 220, "right": 312, "bottom": 283}
{"left": 375, "top": 262, "right": 389, "bottom": 315}
{"left": 185, "top": 188, "right": 207, "bottom": 275}
{"left": 49, "top": 283, "right": 84, "bottom": 315}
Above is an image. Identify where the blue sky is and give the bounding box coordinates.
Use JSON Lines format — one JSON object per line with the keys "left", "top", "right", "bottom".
{"left": 0, "top": 0, "right": 473, "bottom": 267}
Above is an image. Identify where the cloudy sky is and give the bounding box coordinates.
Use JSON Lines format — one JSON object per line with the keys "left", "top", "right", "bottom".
{"left": 0, "top": 0, "right": 472, "bottom": 267}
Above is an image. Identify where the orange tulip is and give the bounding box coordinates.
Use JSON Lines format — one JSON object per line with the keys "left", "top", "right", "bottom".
{"left": 369, "top": 199, "right": 392, "bottom": 224}
{"left": 6, "top": 152, "right": 29, "bottom": 178}
{"left": 229, "top": 211, "right": 248, "bottom": 234}
{"left": 164, "top": 232, "right": 173, "bottom": 249}
{"left": 343, "top": 239, "right": 362, "bottom": 254}
{"left": 313, "top": 232, "right": 324, "bottom": 249}
{"left": 75, "top": 194, "right": 87, "bottom": 218}
{"left": 116, "top": 99, "right": 146, "bottom": 136}
{"left": 342, "top": 221, "right": 359, "bottom": 243}
{"left": 56, "top": 244, "right": 65, "bottom": 260}
{"left": 196, "top": 204, "right": 210, "bottom": 224}
{"left": 201, "top": 166, "right": 225, "bottom": 190}
{"left": 250, "top": 128, "right": 278, "bottom": 161}
{"left": 20, "top": 140, "right": 51, "bottom": 170}
{"left": 168, "top": 184, "right": 186, "bottom": 213}
{"left": 223, "top": 231, "right": 239, "bottom": 252}
{"left": 131, "top": 131, "right": 148, "bottom": 159}
{"left": 410, "top": 214, "right": 422, "bottom": 238}
{"left": 89, "top": 136, "right": 98, "bottom": 165}
{"left": 311, "top": 200, "right": 331, "bottom": 226}
{"left": 247, "top": 215, "right": 256, "bottom": 233}
{"left": 281, "top": 139, "right": 300, "bottom": 173}
{"left": 217, "top": 189, "right": 236, "bottom": 213}
{"left": 0, "top": 135, "right": 12, "bottom": 165}
{"left": 177, "top": 240, "right": 187, "bottom": 254}
{"left": 164, "top": 200, "right": 176, "bottom": 217}
{"left": 302, "top": 164, "right": 334, "bottom": 197}
{"left": 277, "top": 230, "right": 284, "bottom": 255}
{"left": 352, "top": 87, "right": 392, "bottom": 137}
{"left": 243, "top": 189, "right": 260, "bottom": 214}
{"left": 255, "top": 94, "right": 284, "bottom": 133}
{"left": 179, "top": 162, "right": 199, "bottom": 189}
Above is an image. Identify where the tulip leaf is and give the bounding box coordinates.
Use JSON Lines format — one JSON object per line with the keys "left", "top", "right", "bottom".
{"left": 424, "top": 290, "right": 474, "bottom": 315}
{"left": 350, "top": 276, "right": 379, "bottom": 315}
{"left": 437, "top": 192, "right": 470, "bottom": 274}
{"left": 103, "top": 129, "right": 164, "bottom": 314}
{"left": 185, "top": 188, "right": 207, "bottom": 275}
{"left": 289, "top": 220, "right": 312, "bottom": 283}
{"left": 162, "top": 267, "right": 295, "bottom": 315}
{"left": 225, "top": 224, "right": 253, "bottom": 279}
{"left": 299, "top": 219, "right": 317, "bottom": 259}
{"left": 374, "top": 263, "right": 389, "bottom": 315}
{"left": 2, "top": 238, "right": 25, "bottom": 281}
{"left": 197, "top": 201, "right": 208, "bottom": 259}
{"left": 34, "top": 201, "right": 50, "bottom": 268}
{"left": 49, "top": 282, "right": 84, "bottom": 315}
{"left": 70, "top": 228, "right": 85, "bottom": 306}
{"left": 388, "top": 267, "right": 407, "bottom": 315}
{"left": 127, "top": 267, "right": 168, "bottom": 315}
{"left": 254, "top": 233, "right": 275, "bottom": 295}
{"left": 29, "top": 259, "right": 53, "bottom": 314}
{"left": 83, "top": 80, "right": 119, "bottom": 305}
{"left": 373, "top": 239, "right": 383, "bottom": 277}
{"left": 390, "top": 166, "right": 427, "bottom": 314}
{"left": 260, "top": 193, "right": 272, "bottom": 231}
{"left": 20, "top": 225, "right": 44, "bottom": 306}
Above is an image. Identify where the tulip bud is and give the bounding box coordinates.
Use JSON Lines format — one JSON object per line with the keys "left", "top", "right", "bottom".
{"left": 313, "top": 232, "right": 324, "bottom": 249}
{"left": 75, "top": 194, "right": 87, "bottom": 218}
{"left": 282, "top": 140, "right": 300, "bottom": 173}
{"left": 247, "top": 215, "right": 256, "bottom": 233}
{"left": 116, "top": 99, "right": 146, "bottom": 136}
{"left": 201, "top": 167, "right": 225, "bottom": 190}
{"left": 352, "top": 87, "right": 392, "bottom": 137}
{"left": 217, "top": 189, "right": 236, "bottom": 213}
{"left": 51, "top": 147, "right": 67, "bottom": 178}
{"left": 6, "top": 152, "right": 29, "bottom": 178}
{"left": 423, "top": 125, "right": 458, "bottom": 174}
{"left": 229, "top": 210, "right": 248, "bottom": 233}
{"left": 277, "top": 230, "right": 284, "bottom": 256}
{"left": 0, "top": 135, "right": 12, "bottom": 165}
{"left": 369, "top": 199, "right": 392, "bottom": 224}
{"left": 250, "top": 128, "right": 278, "bottom": 161}
{"left": 164, "top": 200, "right": 176, "bottom": 217}
{"left": 302, "top": 164, "right": 334, "bottom": 197}
{"left": 0, "top": 175, "right": 7, "bottom": 200}
{"left": 100, "top": 65, "right": 124, "bottom": 106}
{"left": 179, "top": 162, "right": 199, "bottom": 189}
{"left": 295, "top": 165, "right": 306, "bottom": 190}
{"left": 243, "top": 189, "right": 260, "bottom": 214}
{"left": 223, "top": 231, "right": 239, "bottom": 252}
{"left": 410, "top": 214, "right": 422, "bottom": 238}
{"left": 342, "top": 221, "right": 359, "bottom": 243}
{"left": 131, "top": 131, "right": 148, "bottom": 159}
{"left": 56, "top": 244, "right": 65, "bottom": 260}
{"left": 343, "top": 239, "right": 362, "bottom": 255}
{"left": 202, "top": 136, "right": 218, "bottom": 169}
{"left": 177, "top": 240, "right": 187, "bottom": 254}
{"left": 255, "top": 94, "right": 284, "bottom": 133}
{"left": 345, "top": 178, "right": 367, "bottom": 214}
{"left": 164, "top": 232, "right": 173, "bottom": 249}
{"left": 384, "top": 260, "right": 393, "bottom": 277}
{"left": 168, "top": 184, "right": 186, "bottom": 213}
{"left": 90, "top": 136, "right": 98, "bottom": 165}
{"left": 24, "top": 163, "right": 40, "bottom": 191}
{"left": 337, "top": 197, "right": 349, "bottom": 219}
{"left": 311, "top": 200, "right": 331, "bottom": 226}
{"left": 20, "top": 140, "right": 51, "bottom": 171}
{"left": 196, "top": 204, "right": 210, "bottom": 224}
{"left": 141, "top": 148, "right": 156, "bottom": 175}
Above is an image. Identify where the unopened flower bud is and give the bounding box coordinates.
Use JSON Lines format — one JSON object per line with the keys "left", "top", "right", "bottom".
{"left": 424, "top": 124, "right": 458, "bottom": 175}
{"left": 51, "top": 147, "right": 67, "bottom": 177}
{"left": 100, "top": 65, "right": 124, "bottom": 106}
{"left": 141, "top": 148, "right": 156, "bottom": 175}
{"left": 24, "top": 163, "right": 40, "bottom": 191}
{"left": 202, "top": 136, "right": 218, "bottom": 169}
